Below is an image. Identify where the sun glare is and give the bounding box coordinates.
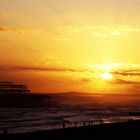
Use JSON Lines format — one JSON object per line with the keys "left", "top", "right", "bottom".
{"left": 102, "top": 72, "right": 113, "bottom": 79}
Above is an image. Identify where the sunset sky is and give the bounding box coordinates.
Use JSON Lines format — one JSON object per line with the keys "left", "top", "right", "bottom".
{"left": 1, "top": 0, "right": 140, "bottom": 93}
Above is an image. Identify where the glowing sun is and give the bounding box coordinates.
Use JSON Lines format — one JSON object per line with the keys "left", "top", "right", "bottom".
{"left": 102, "top": 72, "right": 113, "bottom": 79}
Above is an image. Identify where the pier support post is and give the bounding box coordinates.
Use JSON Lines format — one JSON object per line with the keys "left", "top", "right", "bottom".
{"left": 62, "top": 123, "right": 65, "bottom": 129}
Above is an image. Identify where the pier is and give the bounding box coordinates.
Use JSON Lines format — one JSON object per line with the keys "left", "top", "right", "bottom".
{"left": 0, "top": 81, "right": 30, "bottom": 95}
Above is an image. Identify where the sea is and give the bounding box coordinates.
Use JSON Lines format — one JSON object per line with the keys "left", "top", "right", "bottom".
{"left": 0, "top": 93, "right": 140, "bottom": 134}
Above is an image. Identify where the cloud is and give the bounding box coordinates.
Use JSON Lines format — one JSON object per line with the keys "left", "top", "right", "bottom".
{"left": 54, "top": 35, "right": 70, "bottom": 41}
{"left": 108, "top": 78, "right": 140, "bottom": 85}
{"left": 0, "top": 66, "right": 83, "bottom": 73}
{"left": 12, "top": 29, "right": 41, "bottom": 35}
{"left": 0, "top": 25, "right": 41, "bottom": 35}
{"left": 65, "top": 26, "right": 84, "bottom": 33}
{"left": 87, "top": 25, "right": 140, "bottom": 38}
{"left": 0, "top": 26, "right": 7, "bottom": 32}
{"left": 36, "top": 55, "right": 62, "bottom": 66}
{"left": 80, "top": 78, "right": 92, "bottom": 83}
{"left": 58, "top": 25, "right": 140, "bottom": 38}
{"left": 111, "top": 70, "right": 140, "bottom": 76}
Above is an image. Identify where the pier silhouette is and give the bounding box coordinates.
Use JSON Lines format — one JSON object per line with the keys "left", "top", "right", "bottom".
{"left": 0, "top": 81, "right": 54, "bottom": 108}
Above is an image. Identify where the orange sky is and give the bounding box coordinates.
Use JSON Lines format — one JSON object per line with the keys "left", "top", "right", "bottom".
{"left": 1, "top": 0, "right": 140, "bottom": 93}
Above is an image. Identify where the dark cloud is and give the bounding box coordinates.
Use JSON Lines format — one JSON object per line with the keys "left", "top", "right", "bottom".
{"left": 0, "top": 26, "right": 7, "bottom": 32}
{"left": 0, "top": 66, "right": 83, "bottom": 73}
{"left": 80, "top": 78, "right": 92, "bottom": 83}
{"left": 0, "top": 26, "right": 39, "bottom": 34}
{"left": 111, "top": 70, "right": 140, "bottom": 76}
{"left": 108, "top": 78, "right": 140, "bottom": 85}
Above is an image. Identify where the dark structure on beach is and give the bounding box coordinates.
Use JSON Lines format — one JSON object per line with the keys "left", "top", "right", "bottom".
{"left": 0, "top": 81, "right": 53, "bottom": 108}
{"left": 0, "top": 81, "right": 30, "bottom": 95}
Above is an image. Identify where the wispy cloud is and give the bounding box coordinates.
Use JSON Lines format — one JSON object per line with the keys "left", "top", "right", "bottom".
{"left": 111, "top": 70, "right": 140, "bottom": 76}
{"left": 80, "top": 78, "right": 92, "bottom": 83}
{"left": 86, "top": 25, "right": 140, "bottom": 38}
{"left": 36, "top": 55, "right": 62, "bottom": 66}
{"left": 0, "top": 25, "right": 41, "bottom": 35}
{"left": 58, "top": 25, "right": 140, "bottom": 38}
{"left": 0, "top": 66, "right": 83, "bottom": 73}
{"left": 108, "top": 78, "right": 140, "bottom": 85}
{"left": 0, "top": 26, "right": 7, "bottom": 32}
{"left": 54, "top": 35, "right": 70, "bottom": 41}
